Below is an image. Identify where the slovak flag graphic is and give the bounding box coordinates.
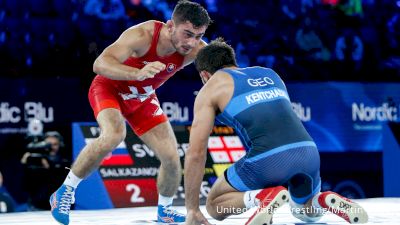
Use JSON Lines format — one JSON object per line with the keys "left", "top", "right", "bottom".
{"left": 85, "top": 138, "right": 133, "bottom": 166}
{"left": 166, "top": 63, "right": 176, "bottom": 73}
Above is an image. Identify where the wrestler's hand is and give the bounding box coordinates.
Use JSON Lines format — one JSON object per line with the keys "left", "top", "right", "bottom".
{"left": 135, "top": 61, "right": 166, "bottom": 81}
{"left": 185, "top": 209, "right": 213, "bottom": 225}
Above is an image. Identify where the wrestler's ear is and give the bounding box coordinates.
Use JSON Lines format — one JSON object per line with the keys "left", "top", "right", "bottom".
{"left": 199, "top": 71, "right": 212, "bottom": 84}
{"left": 166, "top": 20, "right": 174, "bottom": 32}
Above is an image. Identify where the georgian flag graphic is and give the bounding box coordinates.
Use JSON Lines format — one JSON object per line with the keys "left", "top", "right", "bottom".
{"left": 208, "top": 136, "right": 246, "bottom": 163}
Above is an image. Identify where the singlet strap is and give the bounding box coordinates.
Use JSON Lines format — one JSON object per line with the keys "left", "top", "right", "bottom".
{"left": 148, "top": 21, "right": 163, "bottom": 55}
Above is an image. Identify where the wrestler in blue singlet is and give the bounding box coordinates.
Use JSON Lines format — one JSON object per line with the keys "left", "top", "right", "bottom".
{"left": 218, "top": 66, "right": 321, "bottom": 204}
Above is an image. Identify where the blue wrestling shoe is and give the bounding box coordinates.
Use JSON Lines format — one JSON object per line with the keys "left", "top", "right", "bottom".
{"left": 49, "top": 185, "right": 75, "bottom": 225}
{"left": 157, "top": 204, "right": 186, "bottom": 223}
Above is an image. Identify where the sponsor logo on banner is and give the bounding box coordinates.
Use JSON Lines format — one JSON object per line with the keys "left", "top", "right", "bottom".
{"left": 0, "top": 102, "right": 54, "bottom": 124}
{"left": 292, "top": 102, "right": 311, "bottom": 122}
{"left": 132, "top": 143, "right": 188, "bottom": 158}
{"left": 352, "top": 102, "right": 398, "bottom": 122}
{"left": 0, "top": 102, "right": 20, "bottom": 123}
{"left": 352, "top": 102, "right": 398, "bottom": 130}
{"left": 0, "top": 102, "right": 55, "bottom": 134}
{"left": 162, "top": 102, "right": 189, "bottom": 122}
{"left": 89, "top": 126, "right": 101, "bottom": 137}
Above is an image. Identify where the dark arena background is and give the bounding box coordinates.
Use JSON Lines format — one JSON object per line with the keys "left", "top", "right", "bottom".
{"left": 0, "top": 0, "right": 399, "bottom": 224}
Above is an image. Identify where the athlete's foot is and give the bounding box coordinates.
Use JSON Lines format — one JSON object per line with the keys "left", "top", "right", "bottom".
{"left": 245, "top": 186, "right": 289, "bottom": 225}
{"left": 315, "top": 191, "right": 368, "bottom": 224}
{"left": 157, "top": 204, "right": 186, "bottom": 223}
{"left": 49, "top": 185, "right": 75, "bottom": 225}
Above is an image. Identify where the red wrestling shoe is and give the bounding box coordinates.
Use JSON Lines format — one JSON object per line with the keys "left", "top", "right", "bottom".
{"left": 245, "top": 186, "right": 289, "bottom": 225}
{"left": 315, "top": 191, "right": 368, "bottom": 224}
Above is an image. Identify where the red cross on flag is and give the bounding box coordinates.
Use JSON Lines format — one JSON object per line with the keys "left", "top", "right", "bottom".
{"left": 208, "top": 136, "right": 246, "bottom": 163}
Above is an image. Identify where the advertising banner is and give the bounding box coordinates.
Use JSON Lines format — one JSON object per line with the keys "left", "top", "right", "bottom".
{"left": 158, "top": 82, "right": 400, "bottom": 151}
{"left": 2, "top": 79, "right": 398, "bottom": 152}
{"left": 287, "top": 83, "right": 399, "bottom": 151}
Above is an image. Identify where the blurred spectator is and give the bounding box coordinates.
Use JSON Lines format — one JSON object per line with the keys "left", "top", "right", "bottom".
{"left": 281, "top": 0, "right": 317, "bottom": 21}
{"left": 140, "top": 0, "right": 172, "bottom": 21}
{"left": 21, "top": 131, "right": 69, "bottom": 210}
{"left": 387, "top": 13, "right": 400, "bottom": 53}
{"left": 281, "top": 0, "right": 302, "bottom": 21}
{"left": 124, "top": 0, "right": 154, "bottom": 21}
{"left": 0, "top": 0, "right": 398, "bottom": 81}
{"left": 381, "top": 10, "right": 400, "bottom": 78}
{"left": 0, "top": 171, "right": 16, "bottom": 213}
{"left": 257, "top": 55, "right": 276, "bottom": 68}
{"left": 363, "top": 0, "right": 375, "bottom": 6}
{"left": 335, "top": 28, "right": 363, "bottom": 62}
{"left": 333, "top": 27, "right": 364, "bottom": 79}
{"left": 295, "top": 17, "right": 331, "bottom": 61}
{"left": 205, "top": 0, "right": 218, "bottom": 13}
{"left": 301, "top": 0, "right": 318, "bottom": 14}
{"left": 337, "top": 0, "right": 363, "bottom": 17}
{"left": 21, "top": 131, "right": 66, "bottom": 169}
{"left": 321, "top": 0, "right": 340, "bottom": 5}
{"left": 84, "top": 0, "right": 126, "bottom": 20}
{"left": 235, "top": 42, "right": 250, "bottom": 67}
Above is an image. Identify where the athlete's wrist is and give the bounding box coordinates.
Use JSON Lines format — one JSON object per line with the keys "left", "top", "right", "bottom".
{"left": 128, "top": 69, "right": 141, "bottom": 80}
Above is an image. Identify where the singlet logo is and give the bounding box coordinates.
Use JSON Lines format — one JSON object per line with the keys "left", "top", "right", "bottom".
{"left": 247, "top": 77, "right": 274, "bottom": 87}
{"left": 166, "top": 63, "right": 176, "bottom": 73}
{"left": 120, "top": 86, "right": 155, "bottom": 102}
{"left": 150, "top": 99, "right": 163, "bottom": 116}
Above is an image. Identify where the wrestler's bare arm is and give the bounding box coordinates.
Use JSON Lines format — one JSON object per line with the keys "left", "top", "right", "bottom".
{"left": 93, "top": 21, "right": 165, "bottom": 81}
{"left": 184, "top": 78, "right": 217, "bottom": 211}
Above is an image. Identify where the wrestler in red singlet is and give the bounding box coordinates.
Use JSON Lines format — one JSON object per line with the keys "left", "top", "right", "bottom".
{"left": 50, "top": 2, "right": 211, "bottom": 224}
{"left": 89, "top": 21, "right": 184, "bottom": 135}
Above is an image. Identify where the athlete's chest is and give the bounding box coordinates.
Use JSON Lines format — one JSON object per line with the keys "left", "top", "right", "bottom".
{"left": 124, "top": 54, "right": 183, "bottom": 77}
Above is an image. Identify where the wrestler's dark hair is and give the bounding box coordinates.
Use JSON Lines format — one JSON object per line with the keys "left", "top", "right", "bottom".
{"left": 195, "top": 37, "right": 238, "bottom": 74}
{"left": 172, "top": 0, "right": 211, "bottom": 28}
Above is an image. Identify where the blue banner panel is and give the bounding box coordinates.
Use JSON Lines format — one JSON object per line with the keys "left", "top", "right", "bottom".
{"left": 0, "top": 78, "right": 92, "bottom": 137}
{"left": 2, "top": 78, "right": 397, "bottom": 152}
{"left": 158, "top": 81, "right": 400, "bottom": 152}
{"left": 287, "top": 83, "right": 399, "bottom": 151}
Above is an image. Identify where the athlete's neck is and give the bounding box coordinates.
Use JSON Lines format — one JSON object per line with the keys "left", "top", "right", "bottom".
{"left": 223, "top": 66, "right": 238, "bottom": 70}
{"left": 158, "top": 25, "right": 177, "bottom": 56}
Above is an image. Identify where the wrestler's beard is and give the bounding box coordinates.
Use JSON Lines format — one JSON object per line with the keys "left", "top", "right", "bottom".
{"left": 171, "top": 31, "right": 190, "bottom": 55}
